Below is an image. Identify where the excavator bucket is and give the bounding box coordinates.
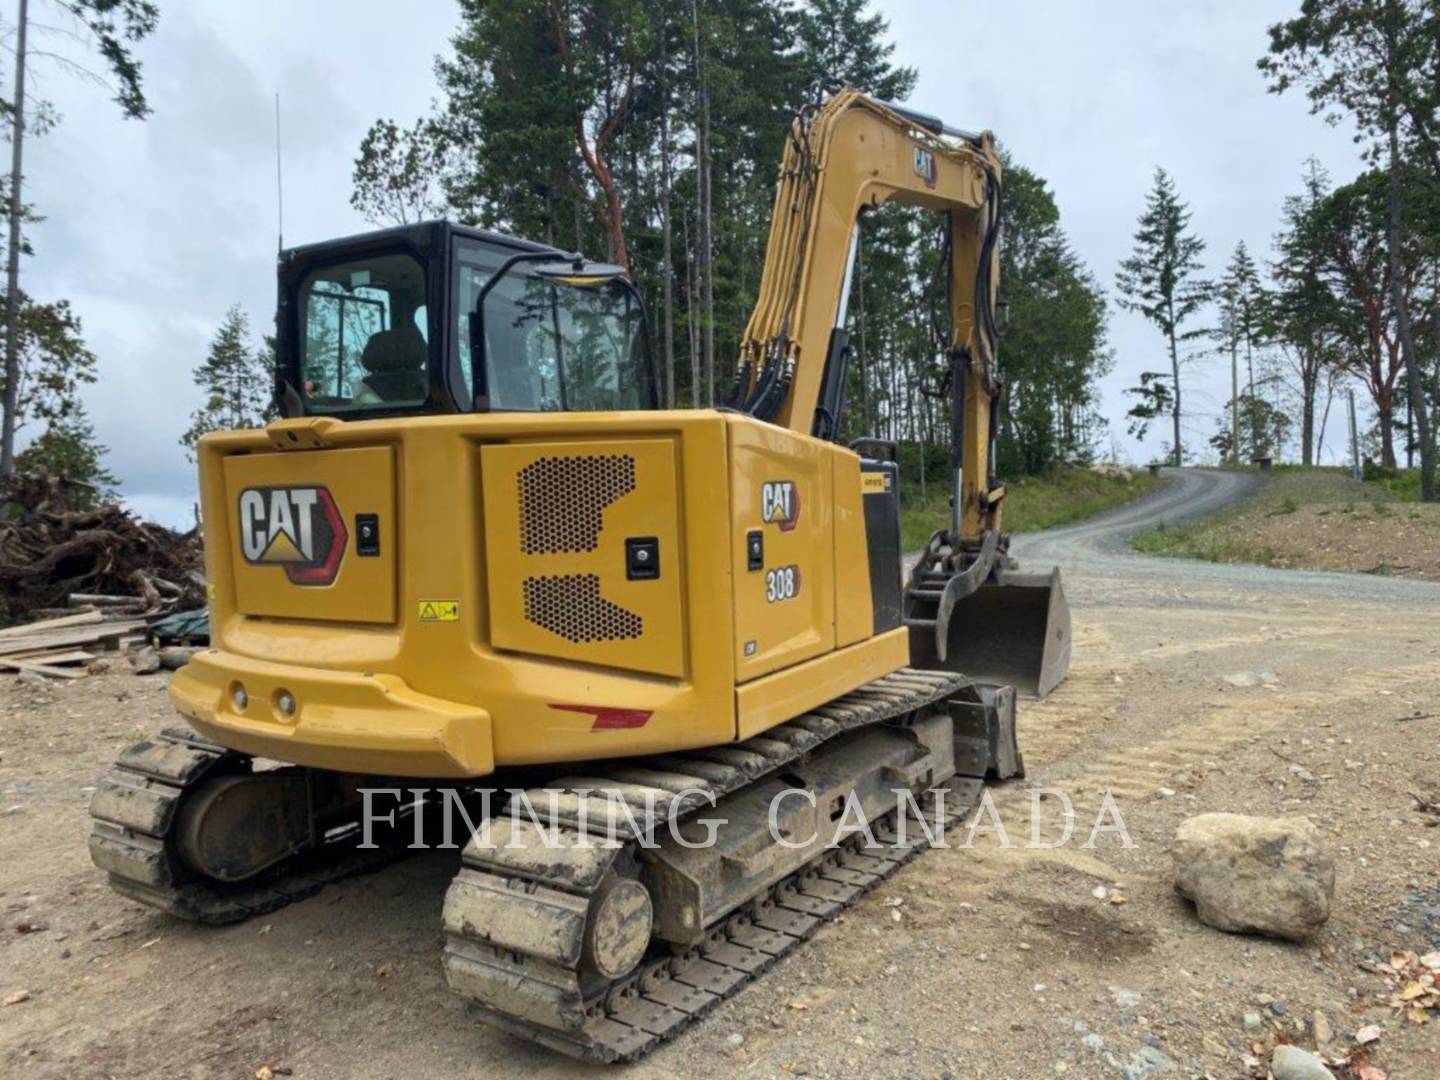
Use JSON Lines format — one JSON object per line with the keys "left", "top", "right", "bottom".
{"left": 945, "top": 568, "right": 1071, "bottom": 698}
{"left": 911, "top": 566, "right": 1072, "bottom": 699}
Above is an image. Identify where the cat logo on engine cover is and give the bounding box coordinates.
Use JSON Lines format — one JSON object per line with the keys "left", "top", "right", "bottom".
{"left": 761, "top": 480, "right": 800, "bottom": 531}
{"left": 237, "top": 486, "right": 348, "bottom": 586}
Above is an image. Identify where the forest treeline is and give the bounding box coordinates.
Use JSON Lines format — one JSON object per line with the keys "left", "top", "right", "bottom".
{"left": 346, "top": 0, "right": 1113, "bottom": 480}
{"left": 1115, "top": 0, "right": 1439, "bottom": 502}
{"left": 340, "top": 0, "right": 1439, "bottom": 498}
{"left": 0, "top": 1, "right": 1434, "bottom": 508}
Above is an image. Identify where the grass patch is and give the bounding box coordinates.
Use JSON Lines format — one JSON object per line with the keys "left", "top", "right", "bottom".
{"left": 1131, "top": 520, "right": 1290, "bottom": 567}
{"left": 899, "top": 467, "right": 1161, "bottom": 551}
{"left": 1365, "top": 465, "right": 1423, "bottom": 502}
{"left": 1130, "top": 466, "right": 1429, "bottom": 571}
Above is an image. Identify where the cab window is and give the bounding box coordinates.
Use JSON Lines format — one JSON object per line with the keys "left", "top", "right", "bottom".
{"left": 452, "top": 239, "right": 654, "bottom": 412}
{"left": 299, "top": 252, "right": 430, "bottom": 411}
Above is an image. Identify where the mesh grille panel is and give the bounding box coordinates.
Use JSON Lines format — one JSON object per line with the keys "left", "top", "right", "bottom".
{"left": 519, "top": 454, "right": 636, "bottom": 554}
{"left": 523, "top": 574, "right": 643, "bottom": 642}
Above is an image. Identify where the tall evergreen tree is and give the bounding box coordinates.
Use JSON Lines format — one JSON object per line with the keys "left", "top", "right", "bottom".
{"left": 994, "top": 161, "right": 1110, "bottom": 473}
{"left": 1262, "top": 0, "right": 1438, "bottom": 496}
{"left": 1268, "top": 159, "right": 1343, "bottom": 466}
{"left": 793, "top": 0, "right": 916, "bottom": 99}
{"left": 1, "top": 0, "right": 160, "bottom": 479}
{"left": 1215, "top": 242, "right": 1265, "bottom": 462}
{"left": 180, "top": 306, "right": 276, "bottom": 461}
{"left": 1115, "top": 168, "right": 1208, "bottom": 465}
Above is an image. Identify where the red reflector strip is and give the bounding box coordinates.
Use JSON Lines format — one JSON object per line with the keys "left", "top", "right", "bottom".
{"left": 548, "top": 703, "right": 653, "bottom": 731}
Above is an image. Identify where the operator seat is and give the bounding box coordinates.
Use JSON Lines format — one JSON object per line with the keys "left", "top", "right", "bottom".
{"left": 353, "top": 324, "right": 429, "bottom": 404}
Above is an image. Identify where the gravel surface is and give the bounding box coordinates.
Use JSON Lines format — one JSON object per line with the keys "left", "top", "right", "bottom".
{"left": 1016, "top": 467, "right": 1440, "bottom": 608}
{"left": 2, "top": 469, "right": 1438, "bottom": 1079}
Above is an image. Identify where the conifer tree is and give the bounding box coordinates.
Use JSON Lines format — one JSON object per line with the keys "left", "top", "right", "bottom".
{"left": 1115, "top": 168, "right": 1208, "bottom": 465}
{"left": 180, "top": 306, "right": 275, "bottom": 461}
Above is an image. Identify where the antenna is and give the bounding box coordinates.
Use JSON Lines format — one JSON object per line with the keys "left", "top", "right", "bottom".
{"left": 274, "top": 92, "right": 284, "bottom": 252}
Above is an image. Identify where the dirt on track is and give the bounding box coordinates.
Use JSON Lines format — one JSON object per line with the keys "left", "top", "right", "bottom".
{"left": 3, "top": 469, "right": 1440, "bottom": 1079}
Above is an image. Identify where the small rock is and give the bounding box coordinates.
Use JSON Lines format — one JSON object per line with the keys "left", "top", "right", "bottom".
{"left": 129, "top": 646, "right": 162, "bottom": 675}
{"left": 1120, "top": 1044, "right": 1174, "bottom": 1079}
{"left": 1154, "top": 787, "right": 1176, "bottom": 800}
{"left": 1269, "top": 1044, "right": 1336, "bottom": 1080}
{"left": 1109, "top": 985, "right": 1143, "bottom": 1009}
{"left": 3, "top": 990, "right": 30, "bottom": 1005}
{"left": 1082, "top": 1033, "right": 1105, "bottom": 1052}
{"left": 1312, "top": 1010, "right": 1333, "bottom": 1047}
{"left": 1288, "top": 764, "right": 1317, "bottom": 783}
{"left": 1223, "top": 670, "right": 1278, "bottom": 688}
{"left": 16, "top": 670, "right": 51, "bottom": 688}
{"left": 1172, "top": 813, "right": 1335, "bottom": 941}
{"left": 725, "top": 1033, "right": 745, "bottom": 1048}
{"left": 1242, "top": 1010, "right": 1264, "bottom": 1031}
{"left": 158, "top": 646, "right": 196, "bottom": 671}
{"left": 1092, "top": 886, "right": 1109, "bottom": 900}
{"left": 1268, "top": 1000, "right": 1289, "bottom": 1017}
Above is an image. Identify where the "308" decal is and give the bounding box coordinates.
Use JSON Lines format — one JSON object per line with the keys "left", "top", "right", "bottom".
{"left": 765, "top": 565, "right": 801, "bottom": 603}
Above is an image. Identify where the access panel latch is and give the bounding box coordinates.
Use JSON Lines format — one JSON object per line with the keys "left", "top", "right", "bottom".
{"left": 625, "top": 537, "right": 660, "bottom": 580}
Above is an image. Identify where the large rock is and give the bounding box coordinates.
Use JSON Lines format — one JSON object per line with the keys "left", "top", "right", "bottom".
{"left": 1172, "top": 813, "right": 1334, "bottom": 942}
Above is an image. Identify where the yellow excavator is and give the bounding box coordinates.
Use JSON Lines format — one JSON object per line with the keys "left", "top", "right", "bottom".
{"left": 89, "top": 88, "right": 1069, "bottom": 1061}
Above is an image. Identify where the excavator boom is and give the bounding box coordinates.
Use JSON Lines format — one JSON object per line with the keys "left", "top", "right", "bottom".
{"left": 730, "top": 89, "right": 1070, "bottom": 697}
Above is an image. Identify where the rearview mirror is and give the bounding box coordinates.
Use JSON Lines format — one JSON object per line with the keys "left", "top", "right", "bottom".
{"left": 532, "top": 260, "right": 627, "bottom": 287}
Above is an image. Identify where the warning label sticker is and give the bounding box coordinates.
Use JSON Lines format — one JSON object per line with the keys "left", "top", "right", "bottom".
{"left": 418, "top": 600, "right": 460, "bottom": 623}
{"left": 861, "top": 472, "right": 892, "bottom": 494}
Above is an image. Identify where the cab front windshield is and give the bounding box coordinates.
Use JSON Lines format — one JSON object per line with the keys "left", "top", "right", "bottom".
{"left": 455, "top": 241, "right": 653, "bottom": 411}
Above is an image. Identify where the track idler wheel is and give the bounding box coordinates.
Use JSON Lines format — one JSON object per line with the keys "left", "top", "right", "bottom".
{"left": 583, "top": 878, "right": 654, "bottom": 980}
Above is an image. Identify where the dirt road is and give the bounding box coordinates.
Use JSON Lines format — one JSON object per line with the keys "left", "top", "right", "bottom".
{"left": 3, "top": 470, "right": 1439, "bottom": 1079}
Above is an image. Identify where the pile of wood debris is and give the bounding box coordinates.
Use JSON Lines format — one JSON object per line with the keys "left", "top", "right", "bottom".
{"left": 0, "top": 470, "right": 206, "bottom": 677}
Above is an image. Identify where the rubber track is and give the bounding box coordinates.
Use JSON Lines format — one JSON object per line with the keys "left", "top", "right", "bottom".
{"left": 468, "top": 788, "right": 981, "bottom": 1063}
{"left": 88, "top": 726, "right": 413, "bottom": 925}
{"left": 443, "top": 667, "right": 980, "bottom": 1061}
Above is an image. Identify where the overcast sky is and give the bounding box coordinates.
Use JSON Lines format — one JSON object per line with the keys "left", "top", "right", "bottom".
{"left": 21, "top": 0, "right": 1367, "bottom": 526}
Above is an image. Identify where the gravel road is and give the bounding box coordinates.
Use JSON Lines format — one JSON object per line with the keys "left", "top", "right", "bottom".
{"left": 1014, "top": 466, "right": 1440, "bottom": 608}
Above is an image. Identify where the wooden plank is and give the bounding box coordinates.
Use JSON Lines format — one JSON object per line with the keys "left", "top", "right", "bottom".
{"left": 69, "top": 594, "right": 144, "bottom": 607}
{"left": 0, "top": 656, "right": 89, "bottom": 679}
{"left": 3, "top": 649, "right": 95, "bottom": 665}
{"left": 0, "top": 621, "right": 145, "bottom": 656}
{"left": 0, "top": 610, "right": 104, "bottom": 639}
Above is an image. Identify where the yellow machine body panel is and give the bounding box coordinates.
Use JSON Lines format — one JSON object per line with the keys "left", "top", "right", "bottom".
{"left": 174, "top": 410, "right": 893, "bottom": 778}
{"left": 480, "top": 438, "right": 685, "bottom": 678}
{"left": 727, "top": 417, "right": 834, "bottom": 681}
{"left": 224, "top": 445, "right": 397, "bottom": 624}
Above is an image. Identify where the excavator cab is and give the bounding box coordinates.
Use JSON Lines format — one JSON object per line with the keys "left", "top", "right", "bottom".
{"left": 274, "top": 220, "right": 657, "bottom": 420}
